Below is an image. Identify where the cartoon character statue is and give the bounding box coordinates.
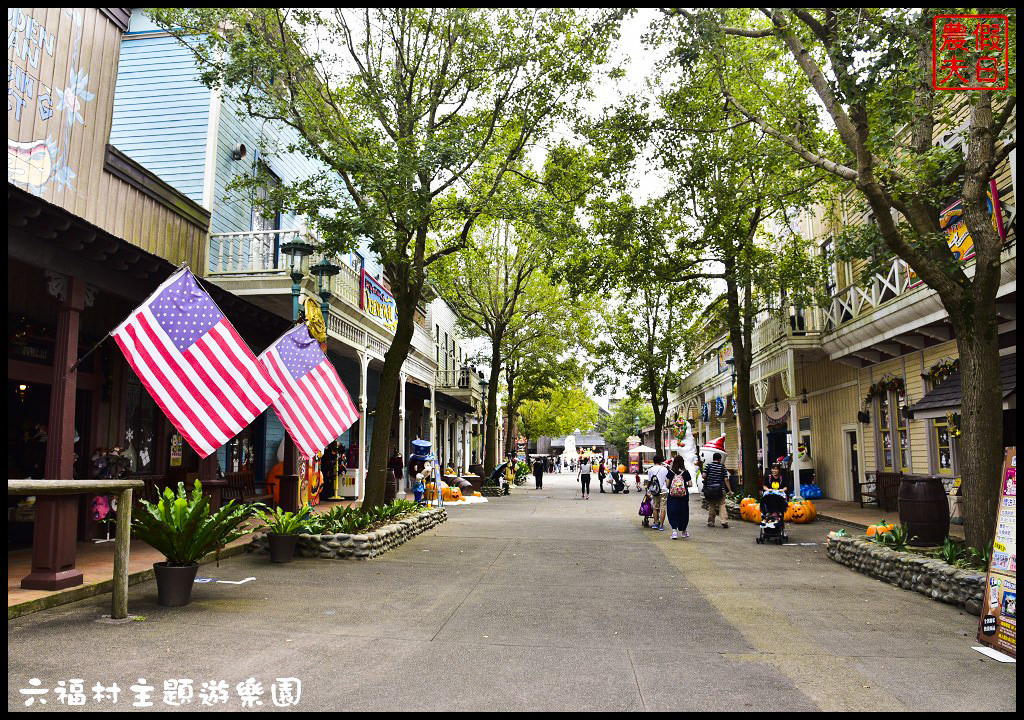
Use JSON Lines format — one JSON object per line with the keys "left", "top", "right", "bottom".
{"left": 677, "top": 419, "right": 699, "bottom": 489}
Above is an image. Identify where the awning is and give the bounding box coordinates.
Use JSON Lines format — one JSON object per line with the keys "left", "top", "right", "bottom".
{"left": 908, "top": 354, "right": 1016, "bottom": 419}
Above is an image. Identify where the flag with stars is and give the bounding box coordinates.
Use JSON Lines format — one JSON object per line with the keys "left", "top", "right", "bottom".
{"left": 111, "top": 268, "right": 279, "bottom": 457}
{"left": 259, "top": 324, "right": 358, "bottom": 459}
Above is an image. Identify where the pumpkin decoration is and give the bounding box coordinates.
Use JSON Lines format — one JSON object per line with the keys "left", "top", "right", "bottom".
{"left": 740, "top": 497, "right": 759, "bottom": 508}
{"left": 618, "top": 464, "right": 627, "bottom": 474}
{"left": 740, "top": 503, "right": 761, "bottom": 523}
{"left": 867, "top": 520, "right": 895, "bottom": 537}
{"left": 789, "top": 502, "right": 810, "bottom": 523}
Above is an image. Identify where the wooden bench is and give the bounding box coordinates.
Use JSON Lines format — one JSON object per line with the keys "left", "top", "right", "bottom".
{"left": 860, "top": 471, "right": 901, "bottom": 511}
{"left": 223, "top": 471, "right": 273, "bottom": 505}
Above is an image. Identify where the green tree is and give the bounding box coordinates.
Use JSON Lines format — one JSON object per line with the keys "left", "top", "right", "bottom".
{"left": 679, "top": 8, "right": 1016, "bottom": 545}
{"left": 601, "top": 393, "right": 655, "bottom": 461}
{"left": 519, "top": 384, "right": 598, "bottom": 448}
{"left": 149, "top": 8, "right": 621, "bottom": 507}
{"left": 591, "top": 275, "right": 700, "bottom": 458}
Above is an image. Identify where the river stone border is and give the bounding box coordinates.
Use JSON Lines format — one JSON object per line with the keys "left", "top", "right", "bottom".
{"left": 699, "top": 497, "right": 742, "bottom": 520}
{"left": 826, "top": 535, "right": 985, "bottom": 615}
{"left": 479, "top": 485, "right": 503, "bottom": 497}
{"left": 248, "top": 507, "right": 447, "bottom": 560}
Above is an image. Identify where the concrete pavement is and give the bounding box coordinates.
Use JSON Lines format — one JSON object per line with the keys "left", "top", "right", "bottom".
{"left": 7, "top": 472, "right": 1015, "bottom": 711}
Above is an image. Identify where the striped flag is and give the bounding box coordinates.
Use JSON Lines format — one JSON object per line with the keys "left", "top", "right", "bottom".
{"left": 111, "top": 268, "right": 279, "bottom": 458}
{"left": 259, "top": 324, "right": 359, "bottom": 459}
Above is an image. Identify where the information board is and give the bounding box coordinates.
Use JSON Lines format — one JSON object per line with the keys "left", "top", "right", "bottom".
{"left": 977, "top": 446, "right": 1016, "bottom": 658}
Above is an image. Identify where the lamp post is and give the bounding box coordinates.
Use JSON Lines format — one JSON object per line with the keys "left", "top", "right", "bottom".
{"left": 280, "top": 237, "right": 315, "bottom": 324}
{"left": 726, "top": 356, "right": 741, "bottom": 487}
{"left": 480, "top": 374, "right": 489, "bottom": 468}
{"left": 277, "top": 237, "right": 314, "bottom": 513}
{"left": 309, "top": 256, "right": 340, "bottom": 320}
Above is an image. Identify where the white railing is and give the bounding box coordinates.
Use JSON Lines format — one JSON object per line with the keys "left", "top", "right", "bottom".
{"left": 209, "top": 228, "right": 308, "bottom": 274}
{"left": 679, "top": 356, "right": 722, "bottom": 396}
{"left": 751, "top": 306, "right": 824, "bottom": 354}
{"left": 824, "top": 256, "right": 909, "bottom": 331}
{"left": 436, "top": 367, "right": 481, "bottom": 395}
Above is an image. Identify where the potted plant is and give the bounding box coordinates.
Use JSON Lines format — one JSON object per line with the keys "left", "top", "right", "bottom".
{"left": 254, "top": 506, "right": 313, "bottom": 563}
{"left": 131, "top": 480, "right": 257, "bottom": 607}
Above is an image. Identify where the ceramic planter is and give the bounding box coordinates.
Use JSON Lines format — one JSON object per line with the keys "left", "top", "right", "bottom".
{"left": 153, "top": 562, "right": 199, "bottom": 607}
{"left": 268, "top": 533, "right": 299, "bottom": 563}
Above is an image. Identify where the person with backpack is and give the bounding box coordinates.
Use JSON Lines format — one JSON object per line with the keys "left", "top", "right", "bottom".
{"left": 667, "top": 455, "right": 692, "bottom": 539}
{"left": 646, "top": 454, "right": 671, "bottom": 531}
{"left": 703, "top": 452, "right": 733, "bottom": 528}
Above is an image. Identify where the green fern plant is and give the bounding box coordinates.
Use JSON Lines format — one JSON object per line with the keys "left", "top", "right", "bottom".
{"left": 878, "top": 523, "right": 912, "bottom": 551}
{"left": 938, "top": 537, "right": 964, "bottom": 565}
{"left": 253, "top": 505, "right": 313, "bottom": 536}
{"left": 131, "top": 480, "right": 256, "bottom": 567}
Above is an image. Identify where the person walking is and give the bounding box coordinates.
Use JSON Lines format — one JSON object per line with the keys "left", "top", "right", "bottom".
{"left": 703, "top": 452, "right": 733, "bottom": 528}
{"left": 578, "top": 459, "right": 592, "bottom": 499}
{"left": 667, "top": 456, "right": 691, "bottom": 539}
{"left": 533, "top": 456, "right": 545, "bottom": 490}
{"left": 646, "top": 454, "right": 671, "bottom": 530}
{"left": 598, "top": 459, "right": 607, "bottom": 493}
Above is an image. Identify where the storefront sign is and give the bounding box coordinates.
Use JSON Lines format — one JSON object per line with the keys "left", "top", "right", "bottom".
{"left": 977, "top": 447, "right": 1016, "bottom": 658}
{"left": 908, "top": 180, "right": 1005, "bottom": 289}
{"left": 360, "top": 270, "right": 397, "bottom": 333}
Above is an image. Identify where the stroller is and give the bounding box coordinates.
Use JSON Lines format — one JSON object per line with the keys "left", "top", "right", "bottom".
{"left": 611, "top": 470, "right": 629, "bottom": 494}
{"left": 638, "top": 493, "right": 653, "bottom": 527}
{"left": 756, "top": 491, "right": 789, "bottom": 544}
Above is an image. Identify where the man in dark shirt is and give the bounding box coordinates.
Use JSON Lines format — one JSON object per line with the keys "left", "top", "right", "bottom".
{"left": 702, "top": 452, "right": 733, "bottom": 528}
{"left": 533, "top": 457, "right": 544, "bottom": 489}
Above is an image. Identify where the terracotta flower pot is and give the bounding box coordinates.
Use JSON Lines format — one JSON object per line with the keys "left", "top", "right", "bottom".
{"left": 268, "top": 534, "right": 299, "bottom": 563}
{"left": 153, "top": 562, "right": 199, "bottom": 607}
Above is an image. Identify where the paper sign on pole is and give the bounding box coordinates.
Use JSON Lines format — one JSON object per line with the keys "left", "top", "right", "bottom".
{"left": 976, "top": 447, "right": 1016, "bottom": 659}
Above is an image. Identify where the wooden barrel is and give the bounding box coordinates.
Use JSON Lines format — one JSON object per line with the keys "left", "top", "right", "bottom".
{"left": 384, "top": 469, "right": 398, "bottom": 503}
{"left": 898, "top": 475, "right": 950, "bottom": 545}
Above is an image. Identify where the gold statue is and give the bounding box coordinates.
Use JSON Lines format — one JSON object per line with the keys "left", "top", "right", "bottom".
{"left": 304, "top": 296, "right": 327, "bottom": 347}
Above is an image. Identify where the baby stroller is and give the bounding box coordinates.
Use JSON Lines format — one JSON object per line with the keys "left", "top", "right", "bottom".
{"left": 638, "top": 493, "right": 653, "bottom": 527}
{"left": 756, "top": 491, "right": 789, "bottom": 544}
{"left": 611, "top": 470, "right": 629, "bottom": 494}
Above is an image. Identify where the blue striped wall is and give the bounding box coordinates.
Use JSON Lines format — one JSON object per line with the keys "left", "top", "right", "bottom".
{"left": 110, "top": 32, "right": 210, "bottom": 204}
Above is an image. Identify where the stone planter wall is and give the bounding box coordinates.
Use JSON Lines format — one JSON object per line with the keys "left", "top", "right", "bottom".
{"left": 249, "top": 508, "right": 447, "bottom": 560}
{"left": 826, "top": 535, "right": 985, "bottom": 615}
{"left": 480, "top": 485, "right": 503, "bottom": 497}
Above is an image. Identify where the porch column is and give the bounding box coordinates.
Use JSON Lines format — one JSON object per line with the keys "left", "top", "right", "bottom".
{"left": 398, "top": 371, "right": 407, "bottom": 490}
{"left": 24, "top": 274, "right": 86, "bottom": 591}
{"left": 429, "top": 386, "right": 436, "bottom": 457}
{"left": 789, "top": 400, "right": 802, "bottom": 497}
{"left": 358, "top": 350, "right": 369, "bottom": 501}
{"left": 759, "top": 410, "right": 769, "bottom": 477}
{"left": 462, "top": 418, "right": 469, "bottom": 472}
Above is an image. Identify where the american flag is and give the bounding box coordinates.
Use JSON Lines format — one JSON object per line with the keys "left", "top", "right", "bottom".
{"left": 259, "top": 324, "right": 359, "bottom": 459}
{"left": 111, "top": 268, "right": 279, "bottom": 458}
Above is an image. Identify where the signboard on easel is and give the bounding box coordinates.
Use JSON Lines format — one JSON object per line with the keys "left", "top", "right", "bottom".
{"left": 976, "top": 446, "right": 1016, "bottom": 659}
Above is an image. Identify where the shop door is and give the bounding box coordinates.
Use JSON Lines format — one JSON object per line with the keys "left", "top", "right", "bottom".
{"left": 767, "top": 430, "right": 788, "bottom": 467}
{"left": 848, "top": 431, "right": 860, "bottom": 501}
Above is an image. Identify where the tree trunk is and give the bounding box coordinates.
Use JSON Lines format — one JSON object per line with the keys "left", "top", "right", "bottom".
{"left": 652, "top": 402, "right": 665, "bottom": 458}
{"left": 946, "top": 299, "right": 1004, "bottom": 549}
{"left": 362, "top": 292, "right": 417, "bottom": 509}
{"left": 483, "top": 337, "right": 502, "bottom": 478}
{"left": 725, "top": 258, "right": 760, "bottom": 496}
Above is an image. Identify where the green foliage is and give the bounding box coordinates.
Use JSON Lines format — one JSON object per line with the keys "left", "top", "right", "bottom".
{"left": 875, "top": 523, "right": 912, "bottom": 550}
{"left": 131, "top": 481, "right": 256, "bottom": 567}
{"left": 601, "top": 393, "right": 655, "bottom": 459}
{"left": 519, "top": 384, "right": 599, "bottom": 442}
{"left": 937, "top": 536, "right": 964, "bottom": 565}
{"left": 253, "top": 505, "right": 314, "bottom": 536}
{"left": 307, "top": 500, "right": 426, "bottom": 535}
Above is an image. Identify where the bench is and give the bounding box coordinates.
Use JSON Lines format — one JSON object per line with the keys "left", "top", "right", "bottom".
{"left": 223, "top": 471, "right": 273, "bottom": 505}
{"left": 860, "top": 471, "right": 900, "bottom": 511}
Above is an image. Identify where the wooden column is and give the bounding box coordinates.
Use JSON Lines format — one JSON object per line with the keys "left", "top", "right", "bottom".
{"left": 398, "top": 371, "right": 407, "bottom": 490}
{"left": 278, "top": 435, "right": 300, "bottom": 513}
{"left": 22, "top": 274, "right": 86, "bottom": 591}
{"left": 759, "top": 410, "right": 769, "bottom": 477}
{"left": 357, "top": 350, "right": 369, "bottom": 502}
{"left": 790, "top": 400, "right": 803, "bottom": 497}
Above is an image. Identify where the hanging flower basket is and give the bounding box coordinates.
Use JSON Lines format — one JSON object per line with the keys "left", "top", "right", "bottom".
{"left": 863, "top": 376, "right": 906, "bottom": 406}
{"left": 923, "top": 358, "right": 959, "bottom": 386}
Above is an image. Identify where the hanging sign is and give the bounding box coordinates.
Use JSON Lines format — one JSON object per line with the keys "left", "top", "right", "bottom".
{"left": 717, "top": 343, "right": 734, "bottom": 373}
{"left": 701, "top": 403, "right": 709, "bottom": 422}
{"left": 977, "top": 446, "right": 1016, "bottom": 659}
{"left": 169, "top": 433, "right": 183, "bottom": 467}
{"left": 360, "top": 270, "right": 397, "bottom": 333}
{"left": 908, "top": 180, "right": 1005, "bottom": 289}
{"left": 715, "top": 397, "right": 726, "bottom": 418}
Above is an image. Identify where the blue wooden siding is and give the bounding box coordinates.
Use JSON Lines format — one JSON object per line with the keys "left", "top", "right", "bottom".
{"left": 109, "top": 33, "right": 210, "bottom": 204}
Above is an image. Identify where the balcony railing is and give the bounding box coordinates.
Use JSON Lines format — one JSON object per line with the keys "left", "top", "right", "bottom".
{"left": 751, "top": 305, "right": 824, "bottom": 354}
{"left": 209, "top": 228, "right": 306, "bottom": 274}
{"left": 823, "top": 256, "right": 909, "bottom": 331}
{"left": 436, "top": 367, "right": 482, "bottom": 395}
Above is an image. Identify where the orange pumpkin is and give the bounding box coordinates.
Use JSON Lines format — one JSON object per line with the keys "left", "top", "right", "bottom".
{"left": 740, "top": 503, "right": 761, "bottom": 523}
{"left": 740, "top": 497, "right": 758, "bottom": 508}
{"left": 789, "top": 502, "right": 811, "bottom": 523}
{"left": 867, "top": 521, "right": 895, "bottom": 536}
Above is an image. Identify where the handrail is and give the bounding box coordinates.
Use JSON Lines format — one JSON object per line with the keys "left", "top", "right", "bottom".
{"left": 8, "top": 478, "right": 144, "bottom": 620}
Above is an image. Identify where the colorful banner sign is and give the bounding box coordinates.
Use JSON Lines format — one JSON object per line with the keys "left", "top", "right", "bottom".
{"left": 701, "top": 403, "right": 709, "bottom": 422}
{"left": 360, "top": 270, "right": 397, "bottom": 333}
{"left": 909, "top": 179, "right": 1005, "bottom": 289}
{"left": 715, "top": 397, "right": 726, "bottom": 418}
{"left": 977, "top": 447, "right": 1016, "bottom": 658}
{"left": 717, "top": 343, "right": 734, "bottom": 373}
{"left": 628, "top": 435, "right": 639, "bottom": 474}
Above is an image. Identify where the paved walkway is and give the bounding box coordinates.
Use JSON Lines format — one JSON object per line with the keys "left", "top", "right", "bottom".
{"left": 7, "top": 473, "right": 1014, "bottom": 711}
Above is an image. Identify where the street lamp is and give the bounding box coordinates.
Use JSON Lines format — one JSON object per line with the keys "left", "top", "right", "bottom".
{"left": 309, "top": 256, "right": 340, "bottom": 319}
{"left": 280, "top": 237, "right": 315, "bottom": 322}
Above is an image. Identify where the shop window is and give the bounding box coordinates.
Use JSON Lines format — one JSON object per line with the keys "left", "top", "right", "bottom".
{"left": 932, "top": 417, "right": 955, "bottom": 475}
{"left": 877, "top": 387, "right": 910, "bottom": 472}
{"left": 223, "top": 427, "right": 255, "bottom": 474}
{"left": 124, "top": 369, "right": 157, "bottom": 474}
